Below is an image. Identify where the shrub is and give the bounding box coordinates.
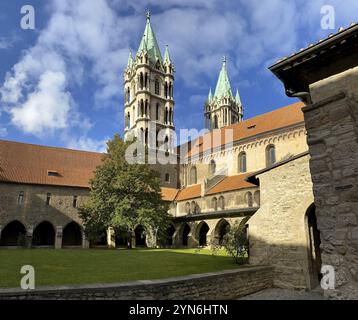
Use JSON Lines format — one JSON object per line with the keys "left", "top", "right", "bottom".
{"left": 224, "top": 221, "right": 249, "bottom": 265}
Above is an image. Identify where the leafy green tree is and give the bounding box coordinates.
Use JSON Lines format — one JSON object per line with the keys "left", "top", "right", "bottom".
{"left": 79, "top": 134, "right": 170, "bottom": 248}
{"left": 224, "top": 217, "right": 250, "bottom": 265}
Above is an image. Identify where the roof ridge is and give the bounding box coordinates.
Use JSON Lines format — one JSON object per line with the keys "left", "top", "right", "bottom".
{"left": 0, "top": 139, "right": 104, "bottom": 156}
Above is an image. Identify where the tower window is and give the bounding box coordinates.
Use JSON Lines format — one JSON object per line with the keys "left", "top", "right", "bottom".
{"left": 46, "top": 193, "right": 51, "bottom": 206}
{"left": 18, "top": 191, "right": 24, "bottom": 206}
{"left": 73, "top": 196, "right": 78, "bottom": 208}
{"left": 155, "top": 80, "right": 160, "bottom": 95}
{"left": 156, "top": 103, "right": 160, "bottom": 120}
{"left": 165, "top": 173, "right": 170, "bottom": 182}
{"left": 189, "top": 166, "right": 197, "bottom": 185}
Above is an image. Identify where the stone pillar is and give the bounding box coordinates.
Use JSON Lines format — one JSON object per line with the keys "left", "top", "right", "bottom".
{"left": 107, "top": 227, "right": 116, "bottom": 249}
{"left": 82, "top": 232, "right": 89, "bottom": 249}
{"left": 303, "top": 66, "right": 358, "bottom": 299}
{"left": 26, "top": 226, "right": 33, "bottom": 248}
{"left": 55, "top": 226, "right": 63, "bottom": 249}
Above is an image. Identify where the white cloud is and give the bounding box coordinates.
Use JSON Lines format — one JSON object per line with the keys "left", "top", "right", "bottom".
{"left": 66, "top": 136, "right": 109, "bottom": 153}
{"left": 10, "top": 71, "right": 72, "bottom": 136}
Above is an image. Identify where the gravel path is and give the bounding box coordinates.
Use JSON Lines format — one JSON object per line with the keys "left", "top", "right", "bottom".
{"left": 239, "top": 288, "right": 325, "bottom": 300}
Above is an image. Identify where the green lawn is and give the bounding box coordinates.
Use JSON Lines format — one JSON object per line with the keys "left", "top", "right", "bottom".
{"left": 0, "top": 248, "right": 239, "bottom": 289}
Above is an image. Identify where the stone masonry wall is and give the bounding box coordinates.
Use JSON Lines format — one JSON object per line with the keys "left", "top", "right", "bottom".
{"left": 303, "top": 66, "right": 358, "bottom": 299}
{"left": 0, "top": 266, "right": 273, "bottom": 300}
{"left": 248, "top": 155, "right": 315, "bottom": 289}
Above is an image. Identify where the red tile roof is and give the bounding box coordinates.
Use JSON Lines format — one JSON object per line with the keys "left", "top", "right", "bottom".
{"left": 206, "top": 173, "right": 256, "bottom": 195}
{"left": 176, "top": 184, "right": 202, "bottom": 201}
{"left": 0, "top": 140, "right": 104, "bottom": 188}
{"left": 161, "top": 187, "right": 179, "bottom": 201}
{"left": 185, "top": 102, "right": 304, "bottom": 157}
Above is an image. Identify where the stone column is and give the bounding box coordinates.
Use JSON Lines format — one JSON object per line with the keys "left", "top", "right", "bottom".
{"left": 82, "top": 232, "right": 89, "bottom": 249}
{"left": 107, "top": 227, "right": 116, "bottom": 249}
{"left": 26, "top": 226, "right": 33, "bottom": 248}
{"left": 55, "top": 226, "right": 63, "bottom": 249}
{"left": 303, "top": 66, "right": 358, "bottom": 299}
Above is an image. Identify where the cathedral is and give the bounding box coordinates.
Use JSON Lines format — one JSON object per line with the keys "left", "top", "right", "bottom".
{"left": 0, "top": 12, "right": 323, "bottom": 290}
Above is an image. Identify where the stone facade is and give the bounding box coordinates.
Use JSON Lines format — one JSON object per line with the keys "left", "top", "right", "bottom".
{"left": 0, "top": 266, "right": 274, "bottom": 300}
{"left": 303, "top": 66, "right": 358, "bottom": 299}
{"left": 248, "top": 154, "right": 316, "bottom": 289}
{"left": 0, "top": 183, "right": 89, "bottom": 249}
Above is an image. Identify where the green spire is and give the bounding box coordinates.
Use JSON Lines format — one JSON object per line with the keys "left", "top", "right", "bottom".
{"left": 137, "top": 11, "right": 163, "bottom": 64}
{"left": 214, "top": 56, "right": 233, "bottom": 99}
{"left": 163, "top": 45, "right": 172, "bottom": 64}
{"left": 127, "top": 51, "right": 134, "bottom": 68}
{"left": 208, "top": 87, "right": 213, "bottom": 102}
{"left": 235, "top": 89, "right": 241, "bottom": 104}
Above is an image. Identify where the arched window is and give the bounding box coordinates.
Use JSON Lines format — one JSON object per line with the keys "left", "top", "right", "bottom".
{"left": 169, "top": 109, "right": 172, "bottom": 125}
{"left": 140, "top": 128, "right": 144, "bottom": 143}
{"left": 212, "top": 197, "right": 218, "bottom": 211}
{"left": 155, "top": 79, "right": 160, "bottom": 95}
{"left": 145, "top": 128, "right": 148, "bottom": 145}
{"left": 191, "top": 201, "right": 197, "bottom": 214}
{"left": 140, "top": 73, "right": 144, "bottom": 89}
{"left": 219, "top": 196, "right": 225, "bottom": 210}
{"left": 254, "top": 190, "right": 260, "bottom": 206}
{"left": 165, "top": 173, "right": 170, "bottom": 182}
{"left": 238, "top": 152, "right": 247, "bottom": 173}
{"left": 144, "top": 73, "right": 148, "bottom": 88}
{"left": 169, "top": 83, "right": 173, "bottom": 97}
{"left": 145, "top": 100, "right": 148, "bottom": 116}
{"left": 126, "top": 112, "right": 130, "bottom": 128}
{"left": 266, "top": 145, "right": 276, "bottom": 167}
{"left": 165, "top": 107, "right": 168, "bottom": 124}
{"left": 185, "top": 202, "right": 191, "bottom": 214}
{"left": 189, "top": 166, "right": 197, "bottom": 185}
{"left": 164, "top": 82, "right": 168, "bottom": 98}
{"left": 209, "top": 159, "right": 216, "bottom": 175}
{"left": 213, "top": 115, "right": 218, "bottom": 129}
{"left": 245, "top": 192, "right": 253, "bottom": 207}
{"left": 126, "top": 87, "right": 130, "bottom": 103}
{"left": 156, "top": 103, "right": 160, "bottom": 120}
{"left": 140, "top": 100, "right": 144, "bottom": 117}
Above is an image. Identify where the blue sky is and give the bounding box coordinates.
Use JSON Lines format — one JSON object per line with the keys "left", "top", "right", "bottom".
{"left": 0, "top": 0, "right": 357, "bottom": 151}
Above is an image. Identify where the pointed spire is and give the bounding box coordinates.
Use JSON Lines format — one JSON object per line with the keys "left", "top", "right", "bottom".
{"left": 208, "top": 87, "right": 213, "bottom": 102}
{"left": 137, "top": 11, "right": 163, "bottom": 64}
{"left": 235, "top": 89, "right": 241, "bottom": 104}
{"left": 214, "top": 56, "right": 233, "bottom": 99}
{"left": 127, "top": 51, "right": 134, "bottom": 68}
{"left": 164, "top": 45, "right": 172, "bottom": 64}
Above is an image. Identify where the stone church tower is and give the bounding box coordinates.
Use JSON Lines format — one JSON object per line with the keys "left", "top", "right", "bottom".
{"left": 205, "top": 57, "right": 243, "bottom": 130}
{"left": 123, "top": 11, "right": 175, "bottom": 153}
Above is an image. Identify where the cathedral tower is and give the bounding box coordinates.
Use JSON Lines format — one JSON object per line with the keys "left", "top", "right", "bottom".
{"left": 204, "top": 57, "right": 243, "bottom": 130}
{"left": 123, "top": 11, "right": 175, "bottom": 153}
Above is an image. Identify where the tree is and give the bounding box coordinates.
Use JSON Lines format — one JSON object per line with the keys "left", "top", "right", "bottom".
{"left": 79, "top": 134, "right": 170, "bottom": 248}
{"left": 224, "top": 217, "right": 250, "bottom": 265}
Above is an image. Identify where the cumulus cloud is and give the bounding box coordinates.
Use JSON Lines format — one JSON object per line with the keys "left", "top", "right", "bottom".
{"left": 66, "top": 136, "right": 109, "bottom": 153}
{"left": 0, "top": 0, "right": 357, "bottom": 148}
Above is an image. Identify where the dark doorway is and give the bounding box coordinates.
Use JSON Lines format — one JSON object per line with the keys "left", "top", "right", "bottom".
{"left": 92, "top": 228, "right": 107, "bottom": 247}
{"left": 32, "top": 221, "right": 55, "bottom": 247}
{"left": 182, "top": 224, "right": 191, "bottom": 246}
{"left": 198, "top": 222, "right": 209, "bottom": 246}
{"left": 306, "top": 204, "right": 322, "bottom": 288}
{"left": 0, "top": 221, "right": 26, "bottom": 246}
{"left": 166, "top": 224, "right": 175, "bottom": 246}
{"left": 135, "top": 225, "right": 146, "bottom": 247}
{"left": 62, "top": 221, "right": 82, "bottom": 247}
{"left": 216, "top": 219, "right": 230, "bottom": 245}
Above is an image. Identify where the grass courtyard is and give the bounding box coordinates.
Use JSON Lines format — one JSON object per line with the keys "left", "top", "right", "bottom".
{"left": 0, "top": 248, "right": 239, "bottom": 289}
